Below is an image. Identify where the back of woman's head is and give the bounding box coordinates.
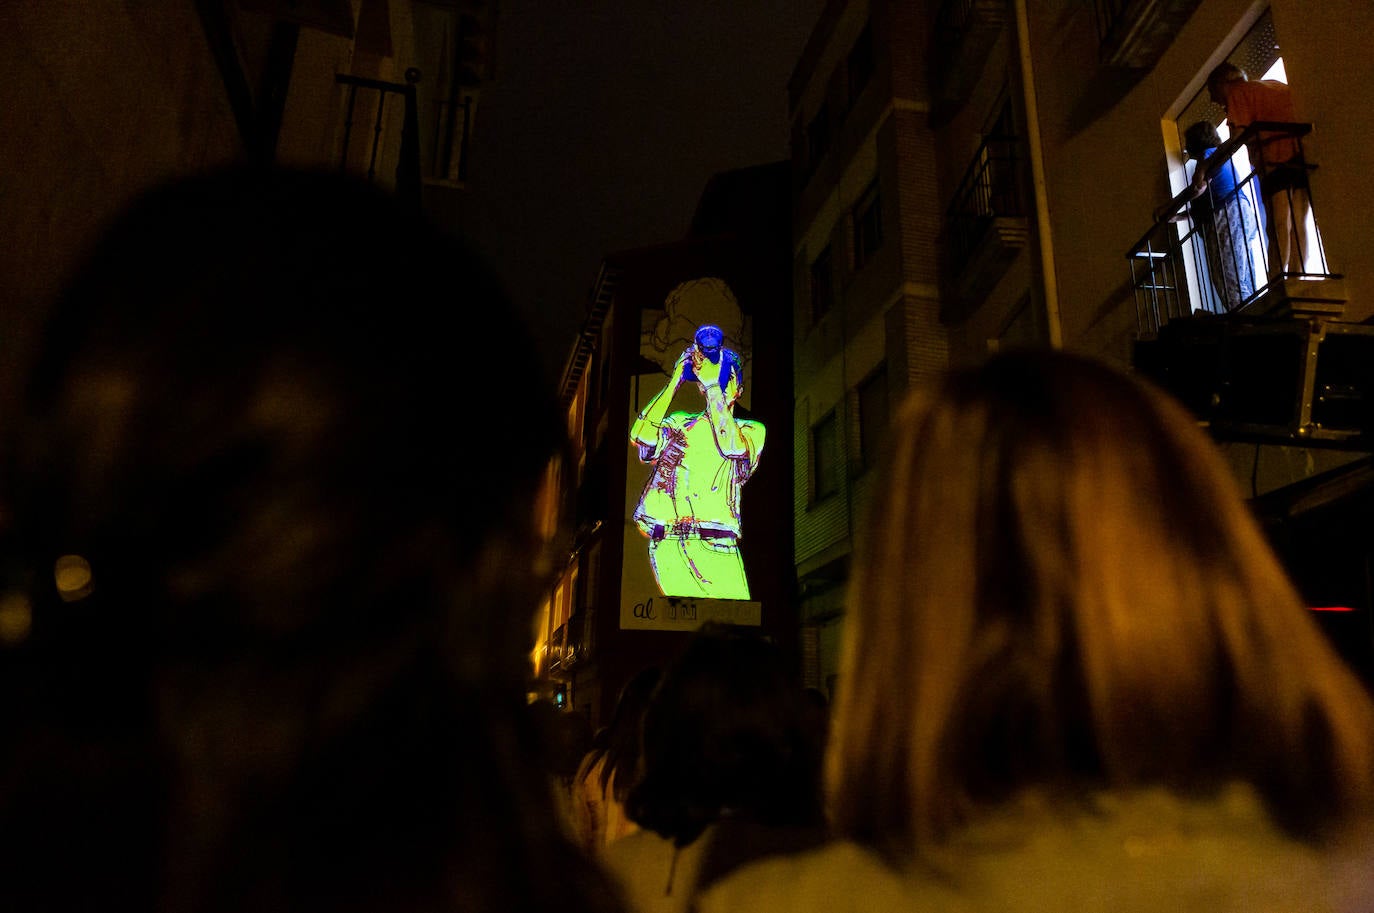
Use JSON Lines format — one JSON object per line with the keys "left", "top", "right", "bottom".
{"left": 599, "top": 665, "right": 662, "bottom": 799}
{"left": 629, "top": 623, "right": 824, "bottom": 845}
{"left": 0, "top": 168, "right": 615, "bottom": 912}
{"left": 829, "top": 350, "right": 1374, "bottom": 854}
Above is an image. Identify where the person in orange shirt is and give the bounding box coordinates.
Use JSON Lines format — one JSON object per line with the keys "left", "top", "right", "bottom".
{"left": 1207, "top": 62, "right": 1319, "bottom": 277}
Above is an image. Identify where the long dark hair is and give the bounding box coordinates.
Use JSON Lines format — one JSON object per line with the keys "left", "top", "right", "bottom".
{"left": 831, "top": 350, "right": 1374, "bottom": 856}
{"left": 598, "top": 666, "right": 662, "bottom": 801}
{"left": 627, "top": 623, "right": 824, "bottom": 846}
{"left": 0, "top": 167, "right": 620, "bottom": 913}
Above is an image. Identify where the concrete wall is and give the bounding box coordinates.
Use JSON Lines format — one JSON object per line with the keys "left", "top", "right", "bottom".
{"left": 0, "top": 2, "right": 243, "bottom": 423}
{"left": 789, "top": 0, "right": 954, "bottom": 691}
{"left": 1257, "top": 0, "right": 1374, "bottom": 321}
{"left": 0, "top": 0, "right": 446, "bottom": 425}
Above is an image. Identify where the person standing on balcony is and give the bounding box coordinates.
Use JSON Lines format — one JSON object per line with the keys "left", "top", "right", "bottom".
{"left": 1182, "top": 120, "right": 1261, "bottom": 310}
{"left": 1207, "top": 62, "right": 1318, "bottom": 277}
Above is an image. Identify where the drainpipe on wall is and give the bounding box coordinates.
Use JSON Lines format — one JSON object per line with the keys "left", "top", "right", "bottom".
{"left": 1013, "top": 0, "right": 1064, "bottom": 348}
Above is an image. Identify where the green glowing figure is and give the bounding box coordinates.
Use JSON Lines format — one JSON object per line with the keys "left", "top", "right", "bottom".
{"left": 631, "top": 326, "right": 764, "bottom": 599}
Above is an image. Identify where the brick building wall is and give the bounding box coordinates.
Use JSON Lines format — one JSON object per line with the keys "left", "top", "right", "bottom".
{"left": 789, "top": 0, "right": 951, "bottom": 687}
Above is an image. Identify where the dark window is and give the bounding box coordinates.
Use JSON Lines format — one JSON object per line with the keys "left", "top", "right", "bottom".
{"left": 806, "top": 104, "right": 831, "bottom": 171}
{"left": 853, "top": 180, "right": 883, "bottom": 270}
{"left": 812, "top": 410, "right": 840, "bottom": 500}
{"left": 810, "top": 245, "right": 834, "bottom": 322}
{"left": 857, "top": 365, "right": 890, "bottom": 471}
{"left": 847, "top": 23, "right": 874, "bottom": 103}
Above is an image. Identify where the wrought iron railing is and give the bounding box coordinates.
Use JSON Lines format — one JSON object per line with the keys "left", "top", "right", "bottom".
{"left": 946, "top": 135, "right": 1024, "bottom": 273}
{"left": 933, "top": 0, "right": 983, "bottom": 44}
{"left": 927, "top": 0, "right": 1009, "bottom": 121}
{"left": 430, "top": 91, "right": 472, "bottom": 185}
{"left": 1094, "top": 0, "right": 1204, "bottom": 68}
{"left": 1131, "top": 122, "right": 1333, "bottom": 336}
{"left": 336, "top": 69, "right": 422, "bottom": 210}
{"left": 1092, "top": 0, "right": 1132, "bottom": 46}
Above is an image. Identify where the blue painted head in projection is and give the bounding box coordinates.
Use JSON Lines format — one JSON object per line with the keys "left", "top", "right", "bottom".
{"left": 680, "top": 325, "right": 743, "bottom": 392}
{"left": 630, "top": 310, "right": 764, "bottom": 600}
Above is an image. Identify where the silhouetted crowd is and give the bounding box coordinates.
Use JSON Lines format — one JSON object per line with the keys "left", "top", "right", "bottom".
{"left": 1, "top": 167, "right": 1371, "bottom": 912}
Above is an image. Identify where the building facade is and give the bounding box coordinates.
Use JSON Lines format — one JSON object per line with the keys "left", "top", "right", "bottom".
{"left": 1, "top": 0, "right": 493, "bottom": 426}
{"left": 788, "top": 1, "right": 951, "bottom": 694}
{"left": 789, "top": 0, "right": 1374, "bottom": 689}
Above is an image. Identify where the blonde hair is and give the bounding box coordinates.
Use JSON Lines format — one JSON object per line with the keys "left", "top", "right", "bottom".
{"left": 827, "top": 351, "right": 1374, "bottom": 855}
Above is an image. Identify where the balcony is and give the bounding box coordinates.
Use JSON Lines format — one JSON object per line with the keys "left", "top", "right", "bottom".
{"left": 1130, "top": 123, "right": 1374, "bottom": 448}
{"left": 1130, "top": 122, "right": 1343, "bottom": 338}
{"left": 544, "top": 621, "right": 586, "bottom": 676}
{"left": 1094, "top": 0, "right": 1202, "bottom": 70}
{"left": 335, "top": 70, "right": 423, "bottom": 209}
{"left": 941, "top": 134, "right": 1027, "bottom": 322}
{"left": 928, "top": 0, "right": 1010, "bottom": 124}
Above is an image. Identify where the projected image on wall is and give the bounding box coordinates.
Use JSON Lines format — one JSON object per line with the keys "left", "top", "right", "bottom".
{"left": 629, "top": 298, "right": 764, "bottom": 599}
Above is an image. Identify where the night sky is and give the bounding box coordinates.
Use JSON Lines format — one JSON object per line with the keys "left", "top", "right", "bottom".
{"left": 452, "top": 1, "right": 826, "bottom": 379}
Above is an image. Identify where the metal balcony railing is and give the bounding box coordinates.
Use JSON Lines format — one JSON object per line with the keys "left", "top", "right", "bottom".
{"left": 430, "top": 92, "right": 473, "bottom": 186}
{"left": 933, "top": 0, "right": 983, "bottom": 42}
{"left": 336, "top": 69, "right": 422, "bottom": 210}
{"left": 1130, "top": 122, "right": 1335, "bottom": 336}
{"left": 1093, "top": 0, "right": 1144, "bottom": 48}
{"left": 547, "top": 622, "right": 569, "bottom": 671}
{"left": 928, "top": 0, "right": 1009, "bottom": 121}
{"left": 1093, "top": 0, "right": 1203, "bottom": 68}
{"left": 946, "top": 135, "right": 1024, "bottom": 274}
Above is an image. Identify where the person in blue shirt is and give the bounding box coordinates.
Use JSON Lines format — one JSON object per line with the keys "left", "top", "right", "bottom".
{"left": 1157, "top": 120, "right": 1263, "bottom": 312}
{"left": 1183, "top": 120, "right": 1262, "bottom": 310}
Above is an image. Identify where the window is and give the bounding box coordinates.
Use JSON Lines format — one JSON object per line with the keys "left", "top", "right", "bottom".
{"left": 810, "top": 245, "right": 834, "bottom": 322}
{"left": 806, "top": 104, "right": 831, "bottom": 171}
{"left": 812, "top": 410, "right": 840, "bottom": 500}
{"left": 981, "top": 99, "right": 1018, "bottom": 218}
{"left": 853, "top": 180, "right": 883, "bottom": 270}
{"left": 857, "top": 365, "right": 890, "bottom": 470}
{"left": 552, "top": 579, "right": 568, "bottom": 633}
{"left": 847, "top": 23, "right": 874, "bottom": 104}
